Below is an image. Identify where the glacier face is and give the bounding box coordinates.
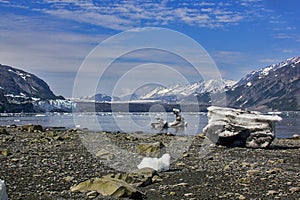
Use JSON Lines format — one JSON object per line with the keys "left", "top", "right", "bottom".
{"left": 33, "top": 99, "right": 76, "bottom": 112}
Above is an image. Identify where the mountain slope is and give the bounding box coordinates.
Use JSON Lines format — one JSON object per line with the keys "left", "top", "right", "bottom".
{"left": 0, "top": 64, "right": 70, "bottom": 112}
{"left": 0, "top": 64, "right": 58, "bottom": 100}
{"left": 227, "top": 56, "right": 300, "bottom": 111}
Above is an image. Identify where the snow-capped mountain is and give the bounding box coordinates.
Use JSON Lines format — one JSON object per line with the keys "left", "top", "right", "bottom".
{"left": 0, "top": 64, "right": 75, "bottom": 112}
{"left": 80, "top": 93, "right": 120, "bottom": 102}
{"left": 139, "top": 80, "right": 236, "bottom": 102}
{"left": 227, "top": 56, "right": 300, "bottom": 111}
{"left": 233, "top": 56, "right": 300, "bottom": 89}
{"left": 0, "top": 64, "right": 59, "bottom": 100}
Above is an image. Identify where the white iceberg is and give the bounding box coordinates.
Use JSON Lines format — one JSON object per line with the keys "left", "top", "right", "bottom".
{"left": 137, "top": 153, "right": 170, "bottom": 172}
{"left": 0, "top": 179, "right": 8, "bottom": 200}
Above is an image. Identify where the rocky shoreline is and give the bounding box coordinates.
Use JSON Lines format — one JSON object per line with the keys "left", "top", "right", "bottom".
{"left": 0, "top": 125, "right": 299, "bottom": 199}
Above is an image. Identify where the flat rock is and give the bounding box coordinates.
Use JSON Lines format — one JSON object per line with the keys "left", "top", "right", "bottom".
{"left": 104, "top": 167, "right": 158, "bottom": 187}
{"left": 70, "top": 177, "right": 143, "bottom": 199}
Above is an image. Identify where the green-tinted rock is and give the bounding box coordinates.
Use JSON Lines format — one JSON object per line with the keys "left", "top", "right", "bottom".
{"left": 0, "top": 128, "right": 8, "bottom": 135}
{"left": 0, "top": 149, "right": 11, "bottom": 156}
{"left": 104, "top": 167, "right": 158, "bottom": 187}
{"left": 21, "top": 124, "right": 44, "bottom": 132}
{"left": 70, "top": 177, "right": 143, "bottom": 199}
{"left": 96, "top": 149, "right": 114, "bottom": 160}
{"left": 137, "top": 142, "right": 165, "bottom": 158}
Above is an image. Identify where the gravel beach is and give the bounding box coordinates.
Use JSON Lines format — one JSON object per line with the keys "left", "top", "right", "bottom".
{"left": 0, "top": 125, "right": 299, "bottom": 199}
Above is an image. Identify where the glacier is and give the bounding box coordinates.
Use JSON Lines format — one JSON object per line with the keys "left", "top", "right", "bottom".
{"left": 33, "top": 99, "right": 76, "bottom": 112}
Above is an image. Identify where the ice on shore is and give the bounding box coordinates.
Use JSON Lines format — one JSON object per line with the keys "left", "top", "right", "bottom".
{"left": 137, "top": 153, "right": 170, "bottom": 172}
{"left": 203, "top": 106, "right": 282, "bottom": 148}
{"left": 0, "top": 179, "right": 8, "bottom": 200}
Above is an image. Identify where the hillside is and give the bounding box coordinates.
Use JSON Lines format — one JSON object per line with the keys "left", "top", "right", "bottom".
{"left": 0, "top": 64, "right": 72, "bottom": 112}
{"left": 227, "top": 56, "right": 300, "bottom": 111}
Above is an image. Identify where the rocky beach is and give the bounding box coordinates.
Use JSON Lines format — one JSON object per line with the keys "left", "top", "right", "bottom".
{"left": 0, "top": 124, "right": 299, "bottom": 200}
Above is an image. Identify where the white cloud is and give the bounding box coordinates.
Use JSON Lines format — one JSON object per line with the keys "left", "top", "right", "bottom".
{"left": 22, "top": 0, "right": 267, "bottom": 30}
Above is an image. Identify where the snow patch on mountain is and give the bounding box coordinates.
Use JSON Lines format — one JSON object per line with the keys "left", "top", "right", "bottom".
{"left": 8, "top": 68, "right": 31, "bottom": 81}
{"left": 234, "top": 56, "right": 300, "bottom": 89}
{"left": 139, "top": 79, "right": 236, "bottom": 101}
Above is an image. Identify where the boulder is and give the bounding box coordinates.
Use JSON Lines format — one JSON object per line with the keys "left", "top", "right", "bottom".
{"left": 0, "top": 179, "right": 8, "bottom": 200}
{"left": 95, "top": 149, "right": 114, "bottom": 160}
{"left": 0, "top": 128, "right": 8, "bottom": 135}
{"left": 203, "top": 106, "right": 282, "bottom": 148}
{"left": 70, "top": 177, "right": 143, "bottom": 199}
{"left": 137, "top": 142, "right": 165, "bottom": 158}
{"left": 104, "top": 167, "right": 158, "bottom": 187}
{"left": 21, "top": 124, "right": 44, "bottom": 132}
{"left": 292, "top": 134, "right": 300, "bottom": 139}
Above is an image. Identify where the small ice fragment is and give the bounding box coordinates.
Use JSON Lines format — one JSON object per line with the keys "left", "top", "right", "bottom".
{"left": 137, "top": 153, "right": 170, "bottom": 172}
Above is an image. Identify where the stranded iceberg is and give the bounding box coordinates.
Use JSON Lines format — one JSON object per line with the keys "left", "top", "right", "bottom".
{"left": 203, "top": 106, "right": 282, "bottom": 148}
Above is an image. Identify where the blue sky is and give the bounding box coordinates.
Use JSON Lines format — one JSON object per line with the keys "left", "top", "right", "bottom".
{"left": 0, "top": 0, "right": 299, "bottom": 97}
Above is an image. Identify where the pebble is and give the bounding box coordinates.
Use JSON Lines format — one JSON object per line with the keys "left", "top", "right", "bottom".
{"left": 0, "top": 149, "right": 10, "bottom": 156}
{"left": 86, "top": 190, "right": 98, "bottom": 199}
{"left": 152, "top": 175, "right": 163, "bottom": 183}
{"left": 63, "top": 176, "right": 74, "bottom": 182}
{"left": 224, "top": 165, "right": 231, "bottom": 171}
{"left": 241, "top": 162, "right": 250, "bottom": 168}
{"left": 246, "top": 169, "right": 261, "bottom": 176}
{"left": 267, "top": 190, "right": 278, "bottom": 195}
{"left": 289, "top": 187, "right": 300, "bottom": 193}
{"left": 266, "top": 168, "right": 282, "bottom": 174}
{"left": 184, "top": 193, "right": 194, "bottom": 197}
{"left": 169, "top": 191, "right": 176, "bottom": 196}
{"left": 176, "top": 162, "right": 186, "bottom": 167}
{"left": 173, "top": 182, "right": 189, "bottom": 187}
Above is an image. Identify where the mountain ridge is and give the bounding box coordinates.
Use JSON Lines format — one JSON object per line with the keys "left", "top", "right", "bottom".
{"left": 227, "top": 56, "right": 300, "bottom": 111}
{"left": 1, "top": 56, "right": 299, "bottom": 112}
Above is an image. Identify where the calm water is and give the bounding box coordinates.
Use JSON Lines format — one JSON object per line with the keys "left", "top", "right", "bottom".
{"left": 0, "top": 112, "right": 299, "bottom": 138}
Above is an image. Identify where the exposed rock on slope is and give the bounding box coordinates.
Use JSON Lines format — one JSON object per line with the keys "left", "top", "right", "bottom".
{"left": 227, "top": 56, "right": 300, "bottom": 111}
{"left": 0, "top": 64, "right": 58, "bottom": 100}
{"left": 0, "top": 64, "right": 72, "bottom": 112}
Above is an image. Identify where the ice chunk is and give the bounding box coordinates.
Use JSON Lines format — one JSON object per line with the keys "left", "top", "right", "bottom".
{"left": 137, "top": 153, "right": 170, "bottom": 172}
{"left": 0, "top": 179, "right": 8, "bottom": 200}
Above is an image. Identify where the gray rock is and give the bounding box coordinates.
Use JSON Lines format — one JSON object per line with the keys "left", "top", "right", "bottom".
{"left": 203, "top": 106, "right": 282, "bottom": 148}
{"left": 289, "top": 187, "right": 300, "bottom": 193}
